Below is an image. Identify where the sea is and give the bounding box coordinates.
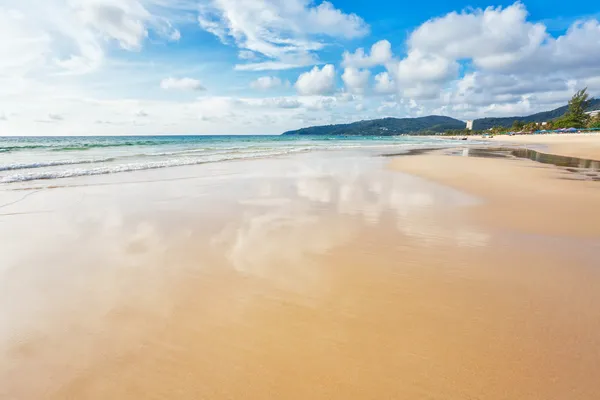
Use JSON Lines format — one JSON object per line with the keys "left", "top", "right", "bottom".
{"left": 0, "top": 135, "right": 449, "bottom": 184}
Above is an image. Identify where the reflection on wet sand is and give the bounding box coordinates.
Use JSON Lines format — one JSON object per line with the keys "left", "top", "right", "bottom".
{"left": 1, "top": 151, "right": 600, "bottom": 399}
{"left": 455, "top": 147, "right": 600, "bottom": 181}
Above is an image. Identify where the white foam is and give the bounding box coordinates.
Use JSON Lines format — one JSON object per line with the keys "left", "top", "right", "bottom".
{"left": 0, "top": 148, "right": 308, "bottom": 183}
{"left": 0, "top": 157, "right": 116, "bottom": 172}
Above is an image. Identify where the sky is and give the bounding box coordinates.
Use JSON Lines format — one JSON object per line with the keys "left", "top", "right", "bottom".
{"left": 1, "top": 0, "right": 600, "bottom": 135}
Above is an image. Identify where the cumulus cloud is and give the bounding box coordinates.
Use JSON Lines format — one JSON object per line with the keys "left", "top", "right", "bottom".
{"left": 160, "top": 77, "right": 205, "bottom": 91}
{"left": 374, "top": 72, "right": 395, "bottom": 94}
{"left": 250, "top": 76, "right": 286, "bottom": 90}
{"left": 341, "top": 67, "right": 370, "bottom": 94}
{"left": 198, "top": 0, "right": 368, "bottom": 70}
{"left": 383, "top": 50, "right": 458, "bottom": 100}
{"left": 342, "top": 40, "right": 392, "bottom": 68}
{"left": 295, "top": 65, "right": 336, "bottom": 96}
{"left": 408, "top": 3, "right": 545, "bottom": 71}
{"left": 394, "top": 51, "right": 458, "bottom": 83}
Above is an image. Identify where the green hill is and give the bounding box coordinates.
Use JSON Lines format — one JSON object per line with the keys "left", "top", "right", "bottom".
{"left": 282, "top": 116, "right": 466, "bottom": 136}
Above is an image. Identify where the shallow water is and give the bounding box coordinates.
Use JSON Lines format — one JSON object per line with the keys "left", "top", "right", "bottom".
{"left": 0, "top": 135, "right": 451, "bottom": 184}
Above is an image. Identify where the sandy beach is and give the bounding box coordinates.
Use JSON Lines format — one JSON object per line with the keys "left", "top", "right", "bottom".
{"left": 1, "top": 137, "right": 600, "bottom": 399}
{"left": 492, "top": 132, "right": 600, "bottom": 159}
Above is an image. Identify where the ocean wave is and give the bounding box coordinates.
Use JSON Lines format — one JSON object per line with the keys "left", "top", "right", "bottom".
{"left": 0, "top": 140, "right": 176, "bottom": 152}
{"left": 0, "top": 157, "right": 116, "bottom": 172}
{"left": 0, "top": 149, "right": 306, "bottom": 183}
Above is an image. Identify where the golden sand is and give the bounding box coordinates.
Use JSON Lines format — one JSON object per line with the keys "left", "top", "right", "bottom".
{"left": 498, "top": 132, "right": 600, "bottom": 160}
{"left": 1, "top": 149, "right": 600, "bottom": 399}
{"left": 390, "top": 152, "right": 600, "bottom": 237}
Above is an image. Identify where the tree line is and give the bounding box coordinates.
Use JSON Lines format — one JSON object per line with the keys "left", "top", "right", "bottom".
{"left": 442, "top": 88, "right": 600, "bottom": 135}
{"left": 510, "top": 88, "right": 600, "bottom": 131}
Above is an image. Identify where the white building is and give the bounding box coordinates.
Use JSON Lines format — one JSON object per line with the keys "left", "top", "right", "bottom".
{"left": 465, "top": 120, "right": 474, "bottom": 130}
{"left": 586, "top": 110, "right": 600, "bottom": 118}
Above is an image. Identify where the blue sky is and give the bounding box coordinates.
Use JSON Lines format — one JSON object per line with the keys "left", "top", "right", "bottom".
{"left": 1, "top": 0, "right": 600, "bottom": 135}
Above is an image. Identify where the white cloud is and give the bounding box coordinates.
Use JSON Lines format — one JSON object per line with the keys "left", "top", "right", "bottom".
{"left": 374, "top": 72, "right": 395, "bottom": 94}
{"left": 304, "top": 96, "right": 336, "bottom": 111}
{"left": 336, "top": 92, "right": 358, "bottom": 102}
{"left": 235, "top": 61, "right": 317, "bottom": 72}
{"left": 304, "top": 1, "right": 369, "bottom": 37}
{"left": 403, "top": 2, "right": 598, "bottom": 85}
{"left": 295, "top": 65, "right": 336, "bottom": 96}
{"left": 341, "top": 67, "right": 370, "bottom": 94}
{"left": 250, "top": 76, "right": 286, "bottom": 90}
{"left": 253, "top": 97, "right": 301, "bottom": 109}
{"left": 238, "top": 50, "right": 257, "bottom": 60}
{"left": 73, "top": 0, "right": 150, "bottom": 51}
{"left": 0, "top": 0, "right": 181, "bottom": 75}
{"left": 160, "top": 77, "right": 205, "bottom": 91}
{"left": 342, "top": 40, "right": 392, "bottom": 68}
{"left": 198, "top": 0, "right": 368, "bottom": 70}
{"left": 383, "top": 50, "right": 458, "bottom": 100}
{"left": 394, "top": 50, "right": 458, "bottom": 84}
{"left": 408, "top": 3, "right": 546, "bottom": 71}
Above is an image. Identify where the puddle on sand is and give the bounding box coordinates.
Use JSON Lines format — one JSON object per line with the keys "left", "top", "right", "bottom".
{"left": 380, "top": 147, "right": 447, "bottom": 157}
{"left": 449, "top": 147, "right": 600, "bottom": 181}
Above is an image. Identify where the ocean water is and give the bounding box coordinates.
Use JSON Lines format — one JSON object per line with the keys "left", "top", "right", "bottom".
{"left": 0, "top": 135, "right": 447, "bottom": 184}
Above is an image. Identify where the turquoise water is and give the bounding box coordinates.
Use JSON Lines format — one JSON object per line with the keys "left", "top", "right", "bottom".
{"left": 0, "top": 135, "right": 447, "bottom": 184}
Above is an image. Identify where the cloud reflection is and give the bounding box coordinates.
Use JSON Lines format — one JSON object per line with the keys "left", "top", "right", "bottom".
{"left": 215, "top": 156, "right": 490, "bottom": 292}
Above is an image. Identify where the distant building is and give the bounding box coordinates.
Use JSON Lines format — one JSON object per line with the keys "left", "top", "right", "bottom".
{"left": 465, "top": 120, "right": 474, "bottom": 130}
{"left": 586, "top": 110, "right": 600, "bottom": 118}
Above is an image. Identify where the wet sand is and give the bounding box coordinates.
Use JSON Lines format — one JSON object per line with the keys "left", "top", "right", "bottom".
{"left": 499, "top": 132, "right": 600, "bottom": 160}
{"left": 2, "top": 150, "right": 600, "bottom": 399}
{"left": 390, "top": 149, "right": 600, "bottom": 237}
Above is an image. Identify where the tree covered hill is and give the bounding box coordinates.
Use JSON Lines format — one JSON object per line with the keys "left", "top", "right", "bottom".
{"left": 282, "top": 116, "right": 466, "bottom": 135}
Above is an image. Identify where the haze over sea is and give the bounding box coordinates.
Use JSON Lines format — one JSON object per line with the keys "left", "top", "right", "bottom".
{"left": 0, "top": 135, "right": 447, "bottom": 184}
